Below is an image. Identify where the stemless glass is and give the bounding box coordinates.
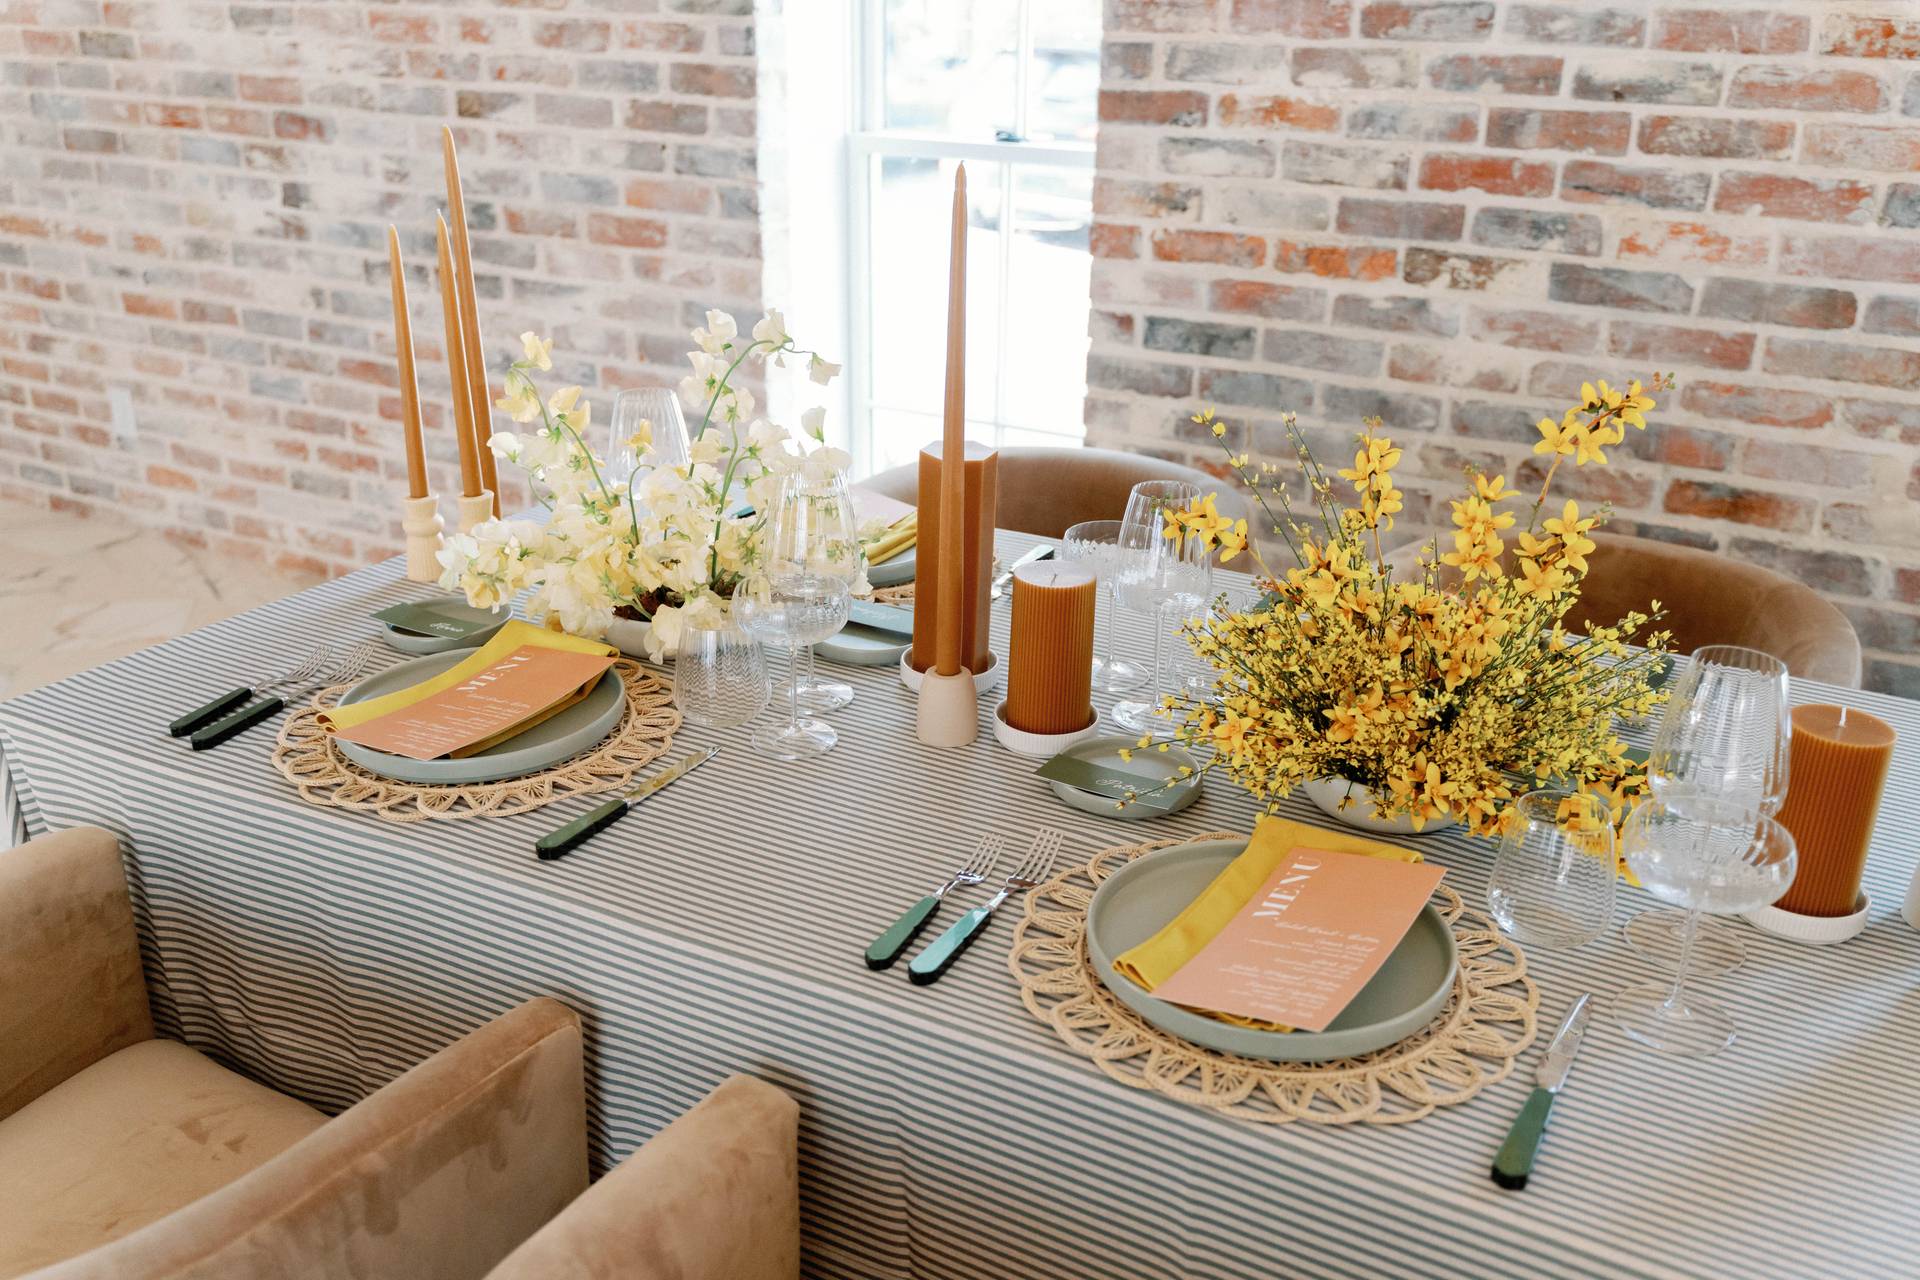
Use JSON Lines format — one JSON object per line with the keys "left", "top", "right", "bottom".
{"left": 672, "top": 615, "right": 769, "bottom": 729}
{"left": 1061, "top": 519, "right": 1146, "bottom": 694}
{"left": 1486, "top": 790, "right": 1618, "bottom": 949}
{"left": 1112, "top": 481, "right": 1208, "bottom": 735}
{"left": 608, "top": 388, "right": 691, "bottom": 486}
{"left": 1613, "top": 802, "right": 1797, "bottom": 1056}
{"left": 1627, "top": 645, "right": 1792, "bottom": 976}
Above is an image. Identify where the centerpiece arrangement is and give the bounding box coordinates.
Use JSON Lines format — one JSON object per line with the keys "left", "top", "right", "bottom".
{"left": 1153, "top": 378, "right": 1675, "bottom": 840}
{"left": 437, "top": 310, "right": 850, "bottom": 661}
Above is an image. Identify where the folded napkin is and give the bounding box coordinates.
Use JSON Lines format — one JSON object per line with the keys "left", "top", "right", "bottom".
{"left": 1112, "top": 814, "right": 1424, "bottom": 999}
{"left": 864, "top": 512, "right": 917, "bottom": 565}
{"left": 319, "top": 620, "right": 616, "bottom": 742}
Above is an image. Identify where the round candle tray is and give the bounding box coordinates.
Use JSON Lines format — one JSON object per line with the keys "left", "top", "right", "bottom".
{"left": 991, "top": 701, "right": 1099, "bottom": 758}
{"left": 899, "top": 649, "right": 1003, "bottom": 696}
{"left": 1744, "top": 890, "right": 1871, "bottom": 945}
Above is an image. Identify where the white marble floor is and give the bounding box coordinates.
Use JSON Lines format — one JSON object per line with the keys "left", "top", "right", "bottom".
{"left": 0, "top": 503, "right": 326, "bottom": 698}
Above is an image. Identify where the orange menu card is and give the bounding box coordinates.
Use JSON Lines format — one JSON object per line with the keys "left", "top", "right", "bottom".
{"left": 1150, "top": 847, "right": 1446, "bottom": 1032}
{"left": 334, "top": 645, "right": 615, "bottom": 762}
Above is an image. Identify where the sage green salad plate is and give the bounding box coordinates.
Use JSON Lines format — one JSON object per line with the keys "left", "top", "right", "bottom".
{"left": 375, "top": 596, "right": 507, "bottom": 656}
{"left": 334, "top": 650, "right": 625, "bottom": 786}
{"left": 1046, "top": 734, "right": 1202, "bottom": 820}
{"left": 1085, "top": 839, "right": 1457, "bottom": 1062}
{"left": 865, "top": 544, "right": 915, "bottom": 589}
{"left": 816, "top": 625, "right": 910, "bottom": 667}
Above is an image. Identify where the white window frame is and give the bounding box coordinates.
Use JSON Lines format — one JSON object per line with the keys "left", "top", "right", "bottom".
{"left": 845, "top": 0, "right": 1097, "bottom": 475}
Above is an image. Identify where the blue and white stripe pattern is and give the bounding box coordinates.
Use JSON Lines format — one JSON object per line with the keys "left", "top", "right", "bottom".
{"left": 3, "top": 533, "right": 1918, "bottom": 1279}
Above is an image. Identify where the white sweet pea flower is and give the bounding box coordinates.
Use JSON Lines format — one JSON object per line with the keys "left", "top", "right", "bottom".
{"left": 751, "top": 308, "right": 788, "bottom": 350}
{"left": 496, "top": 382, "right": 541, "bottom": 423}
{"left": 722, "top": 383, "right": 755, "bottom": 424}
{"left": 518, "top": 331, "right": 554, "bottom": 371}
{"left": 808, "top": 354, "right": 841, "bottom": 386}
{"left": 691, "top": 309, "right": 737, "bottom": 355}
{"left": 799, "top": 405, "right": 826, "bottom": 441}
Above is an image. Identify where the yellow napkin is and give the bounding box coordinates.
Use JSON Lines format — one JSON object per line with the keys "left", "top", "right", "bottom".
{"left": 318, "top": 620, "right": 616, "bottom": 737}
{"left": 864, "top": 512, "right": 917, "bottom": 565}
{"left": 1112, "top": 813, "right": 1424, "bottom": 995}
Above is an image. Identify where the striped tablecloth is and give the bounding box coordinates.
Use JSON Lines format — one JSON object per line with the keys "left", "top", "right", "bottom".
{"left": 4, "top": 531, "right": 1918, "bottom": 1280}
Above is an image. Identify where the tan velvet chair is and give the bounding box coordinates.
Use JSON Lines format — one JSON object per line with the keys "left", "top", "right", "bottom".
{"left": 0, "top": 826, "right": 589, "bottom": 1280}
{"left": 486, "top": 1074, "right": 800, "bottom": 1280}
{"left": 862, "top": 445, "right": 1250, "bottom": 539}
{"left": 1386, "top": 530, "right": 1862, "bottom": 687}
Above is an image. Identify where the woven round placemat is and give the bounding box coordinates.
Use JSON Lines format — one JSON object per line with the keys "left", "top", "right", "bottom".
{"left": 1009, "top": 831, "right": 1540, "bottom": 1125}
{"left": 270, "top": 659, "right": 680, "bottom": 824}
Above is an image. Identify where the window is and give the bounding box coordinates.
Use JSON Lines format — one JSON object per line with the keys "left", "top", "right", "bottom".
{"left": 847, "top": 0, "right": 1100, "bottom": 474}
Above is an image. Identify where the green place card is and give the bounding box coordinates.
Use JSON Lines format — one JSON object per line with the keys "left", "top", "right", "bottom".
{"left": 1036, "top": 755, "right": 1192, "bottom": 812}
{"left": 846, "top": 599, "right": 913, "bottom": 638}
{"left": 374, "top": 598, "right": 505, "bottom": 639}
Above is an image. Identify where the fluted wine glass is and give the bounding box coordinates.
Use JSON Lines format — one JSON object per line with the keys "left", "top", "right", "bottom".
{"left": 1111, "top": 481, "right": 1209, "bottom": 736}
{"left": 1626, "top": 645, "right": 1792, "bottom": 977}
{"left": 779, "top": 467, "right": 862, "bottom": 715}
{"left": 1061, "top": 519, "right": 1146, "bottom": 694}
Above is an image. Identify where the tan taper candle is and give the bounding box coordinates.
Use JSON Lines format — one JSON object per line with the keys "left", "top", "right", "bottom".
{"left": 443, "top": 126, "right": 500, "bottom": 516}
{"left": 386, "top": 225, "right": 427, "bottom": 500}
{"left": 435, "top": 214, "right": 481, "bottom": 499}
{"left": 1005, "top": 562, "right": 1096, "bottom": 735}
{"left": 1774, "top": 704, "right": 1895, "bottom": 917}
{"left": 933, "top": 163, "right": 968, "bottom": 677}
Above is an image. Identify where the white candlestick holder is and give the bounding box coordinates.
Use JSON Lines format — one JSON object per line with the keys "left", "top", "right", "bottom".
{"left": 916, "top": 666, "right": 979, "bottom": 747}
{"left": 457, "top": 488, "right": 495, "bottom": 535}
{"left": 402, "top": 494, "right": 445, "bottom": 583}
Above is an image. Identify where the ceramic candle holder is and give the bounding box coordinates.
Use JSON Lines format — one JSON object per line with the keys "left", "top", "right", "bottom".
{"left": 1746, "top": 891, "right": 1872, "bottom": 945}
{"left": 915, "top": 667, "right": 978, "bottom": 747}
{"left": 991, "top": 700, "right": 1098, "bottom": 758}
{"left": 403, "top": 494, "right": 445, "bottom": 583}
{"left": 457, "top": 489, "right": 494, "bottom": 535}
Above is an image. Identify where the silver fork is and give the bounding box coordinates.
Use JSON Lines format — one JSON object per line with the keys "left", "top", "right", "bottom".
{"left": 167, "top": 643, "right": 332, "bottom": 738}
{"left": 864, "top": 835, "right": 1004, "bottom": 971}
{"left": 188, "top": 640, "right": 380, "bottom": 751}
{"left": 908, "top": 829, "right": 1064, "bottom": 985}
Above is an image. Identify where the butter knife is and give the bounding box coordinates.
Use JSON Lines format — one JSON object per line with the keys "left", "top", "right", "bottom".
{"left": 990, "top": 544, "right": 1055, "bottom": 600}
{"left": 534, "top": 746, "right": 718, "bottom": 861}
{"left": 1492, "top": 992, "right": 1592, "bottom": 1190}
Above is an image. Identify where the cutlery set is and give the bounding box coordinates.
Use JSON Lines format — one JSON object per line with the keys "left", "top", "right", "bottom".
{"left": 166, "top": 641, "right": 380, "bottom": 750}
{"left": 866, "top": 829, "right": 1063, "bottom": 985}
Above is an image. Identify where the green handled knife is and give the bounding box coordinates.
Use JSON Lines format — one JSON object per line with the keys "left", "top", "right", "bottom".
{"left": 1492, "top": 992, "right": 1593, "bottom": 1190}
{"left": 534, "top": 746, "right": 718, "bottom": 861}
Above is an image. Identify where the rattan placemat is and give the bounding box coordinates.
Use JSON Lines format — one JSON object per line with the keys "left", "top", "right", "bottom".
{"left": 271, "top": 659, "right": 680, "bottom": 824}
{"left": 1009, "top": 831, "right": 1540, "bottom": 1125}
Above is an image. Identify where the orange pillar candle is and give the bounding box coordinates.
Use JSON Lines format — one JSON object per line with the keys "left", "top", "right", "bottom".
{"left": 1773, "top": 703, "right": 1896, "bottom": 917}
{"left": 910, "top": 440, "right": 999, "bottom": 677}
{"left": 443, "top": 126, "right": 500, "bottom": 516}
{"left": 435, "top": 214, "right": 481, "bottom": 499}
{"left": 386, "top": 225, "right": 427, "bottom": 500}
{"left": 1005, "top": 562, "right": 1096, "bottom": 736}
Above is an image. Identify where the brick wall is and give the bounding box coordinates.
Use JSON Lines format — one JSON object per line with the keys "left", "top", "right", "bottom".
{"left": 0, "top": 0, "right": 760, "bottom": 578}
{"left": 1086, "top": 2, "right": 1920, "bottom": 694}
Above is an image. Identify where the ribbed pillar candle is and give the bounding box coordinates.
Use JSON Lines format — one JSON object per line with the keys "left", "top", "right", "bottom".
{"left": 910, "top": 440, "right": 999, "bottom": 676}
{"left": 1774, "top": 703, "right": 1896, "bottom": 917}
{"left": 1005, "top": 561, "right": 1096, "bottom": 735}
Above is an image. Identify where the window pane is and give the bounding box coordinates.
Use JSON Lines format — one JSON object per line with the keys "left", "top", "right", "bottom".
{"left": 998, "top": 164, "right": 1090, "bottom": 438}
{"left": 1026, "top": 1, "right": 1101, "bottom": 142}
{"left": 881, "top": 0, "right": 1020, "bottom": 138}
{"left": 867, "top": 154, "right": 1004, "bottom": 434}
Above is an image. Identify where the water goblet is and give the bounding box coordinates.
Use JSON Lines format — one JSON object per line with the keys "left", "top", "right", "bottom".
{"left": 772, "top": 468, "right": 862, "bottom": 715}
{"left": 1626, "top": 645, "right": 1791, "bottom": 977}
{"left": 1112, "top": 481, "right": 1208, "bottom": 736}
{"left": 672, "top": 615, "right": 769, "bottom": 730}
{"left": 1061, "top": 519, "right": 1146, "bottom": 694}
{"left": 1486, "top": 790, "right": 1618, "bottom": 949}
{"left": 734, "top": 571, "right": 851, "bottom": 760}
{"left": 1612, "top": 802, "right": 1797, "bottom": 1056}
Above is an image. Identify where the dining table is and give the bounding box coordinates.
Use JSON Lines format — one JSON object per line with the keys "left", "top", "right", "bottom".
{"left": 3, "top": 528, "right": 1918, "bottom": 1280}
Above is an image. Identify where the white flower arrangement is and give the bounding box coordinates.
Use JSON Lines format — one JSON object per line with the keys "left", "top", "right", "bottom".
{"left": 437, "top": 309, "right": 852, "bottom": 660}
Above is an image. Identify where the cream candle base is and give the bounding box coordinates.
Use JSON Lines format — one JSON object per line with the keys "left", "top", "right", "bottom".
{"left": 402, "top": 494, "right": 445, "bottom": 583}
{"left": 901, "top": 648, "right": 1001, "bottom": 695}
{"left": 456, "top": 489, "right": 495, "bottom": 534}
{"left": 915, "top": 667, "right": 978, "bottom": 747}
{"left": 1745, "top": 891, "right": 1871, "bottom": 945}
{"left": 991, "top": 701, "right": 1098, "bottom": 758}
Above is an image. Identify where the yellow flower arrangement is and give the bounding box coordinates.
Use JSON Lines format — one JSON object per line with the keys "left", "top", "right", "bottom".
{"left": 1154, "top": 378, "right": 1676, "bottom": 840}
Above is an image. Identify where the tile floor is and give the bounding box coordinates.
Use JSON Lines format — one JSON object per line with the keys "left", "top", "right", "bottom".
{"left": 0, "top": 503, "right": 326, "bottom": 698}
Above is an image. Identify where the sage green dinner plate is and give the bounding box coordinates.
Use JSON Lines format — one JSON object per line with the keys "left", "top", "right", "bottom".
{"left": 334, "top": 650, "right": 625, "bottom": 786}
{"left": 816, "top": 623, "right": 910, "bottom": 667}
{"left": 1047, "top": 734, "right": 1202, "bottom": 821}
{"left": 1085, "top": 838, "right": 1457, "bottom": 1062}
{"left": 866, "top": 544, "right": 915, "bottom": 588}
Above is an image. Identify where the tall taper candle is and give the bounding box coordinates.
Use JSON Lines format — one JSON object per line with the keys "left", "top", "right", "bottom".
{"left": 435, "top": 214, "right": 481, "bottom": 499}
{"left": 1773, "top": 704, "right": 1895, "bottom": 917}
{"left": 387, "top": 225, "right": 427, "bottom": 500}
{"left": 1005, "top": 561, "right": 1096, "bottom": 735}
{"left": 443, "top": 126, "right": 500, "bottom": 517}
{"left": 934, "top": 162, "right": 967, "bottom": 678}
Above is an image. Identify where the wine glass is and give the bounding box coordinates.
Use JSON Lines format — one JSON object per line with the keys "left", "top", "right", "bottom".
{"left": 1061, "top": 519, "right": 1146, "bottom": 694}
{"left": 608, "top": 388, "right": 690, "bottom": 486}
{"left": 1626, "top": 645, "right": 1791, "bottom": 976}
{"left": 1112, "top": 481, "right": 1208, "bottom": 735}
{"left": 1612, "top": 802, "right": 1796, "bottom": 1056}
{"left": 733, "top": 477, "right": 854, "bottom": 760}
{"left": 673, "top": 615, "right": 769, "bottom": 729}
{"left": 778, "top": 468, "right": 861, "bottom": 716}
{"left": 1486, "top": 790, "right": 1618, "bottom": 949}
